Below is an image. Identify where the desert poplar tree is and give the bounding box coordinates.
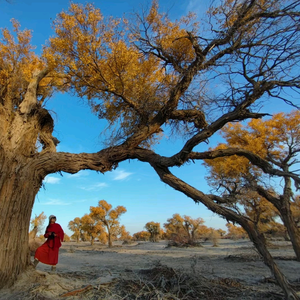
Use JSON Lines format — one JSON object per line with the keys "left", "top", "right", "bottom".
{"left": 164, "top": 214, "right": 204, "bottom": 243}
{"left": 133, "top": 231, "right": 151, "bottom": 241}
{"left": 68, "top": 217, "right": 84, "bottom": 243}
{"left": 81, "top": 214, "right": 104, "bottom": 245}
{"left": 0, "top": 1, "right": 299, "bottom": 297}
{"left": 29, "top": 212, "right": 47, "bottom": 239}
{"left": 145, "top": 221, "right": 161, "bottom": 242}
{"left": 90, "top": 200, "right": 127, "bottom": 247}
{"left": 204, "top": 111, "right": 300, "bottom": 260}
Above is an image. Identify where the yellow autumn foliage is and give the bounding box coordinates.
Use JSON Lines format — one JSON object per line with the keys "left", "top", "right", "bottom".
{"left": 0, "top": 20, "right": 45, "bottom": 102}
{"left": 206, "top": 110, "right": 300, "bottom": 180}
{"left": 205, "top": 111, "right": 300, "bottom": 233}
{"left": 42, "top": 2, "right": 201, "bottom": 143}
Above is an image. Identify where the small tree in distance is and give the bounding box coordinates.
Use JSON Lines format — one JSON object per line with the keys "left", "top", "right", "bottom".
{"left": 133, "top": 231, "right": 151, "bottom": 241}
{"left": 68, "top": 217, "right": 85, "bottom": 243}
{"left": 29, "top": 212, "right": 47, "bottom": 239}
{"left": 119, "top": 225, "right": 132, "bottom": 242}
{"left": 90, "top": 200, "right": 127, "bottom": 247}
{"left": 226, "top": 223, "right": 248, "bottom": 240}
{"left": 81, "top": 214, "right": 104, "bottom": 245}
{"left": 145, "top": 222, "right": 161, "bottom": 242}
{"left": 68, "top": 217, "right": 83, "bottom": 243}
{"left": 164, "top": 214, "right": 205, "bottom": 245}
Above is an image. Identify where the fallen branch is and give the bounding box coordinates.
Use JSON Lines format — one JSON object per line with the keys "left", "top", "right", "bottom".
{"left": 60, "top": 284, "right": 93, "bottom": 297}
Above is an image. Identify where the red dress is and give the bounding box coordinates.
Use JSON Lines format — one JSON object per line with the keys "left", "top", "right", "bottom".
{"left": 34, "top": 223, "right": 64, "bottom": 265}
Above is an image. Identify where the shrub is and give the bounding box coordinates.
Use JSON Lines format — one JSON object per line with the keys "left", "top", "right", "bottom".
{"left": 29, "top": 238, "right": 42, "bottom": 256}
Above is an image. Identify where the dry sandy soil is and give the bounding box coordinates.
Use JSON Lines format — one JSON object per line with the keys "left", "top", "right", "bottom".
{"left": 1, "top": 239, "right": 300, "bottom": 299}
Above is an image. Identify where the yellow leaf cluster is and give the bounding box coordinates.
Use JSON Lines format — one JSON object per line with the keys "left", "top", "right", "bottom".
{"left": 223, "top": 110, "right": 300, "bottom": 161}
{"left": 205, "top": 143, "right": 252, "bottom": 181}
{"left": 240, "top": 190, "right": 281, "bottom": 233}
{"left": 81, "top": 213, "right": 103, "bottom": 237}
{"left": 226, "top": 223, "right": 248, "bottom": 239}
{"left": 164, "top": 213, "right": 205, "bottom": 240}
{"left": 90, "top": 200, "right": 127, "bottom": 225}
{"left": 206, "top": 110, "right": 300, "bottom": 181}
{"left": 145, "top": 0, "right": 197, "bottom": 66}
{"left": 30, "top": 212, "right": 46, "bottom": 231}
{"left": 0, "top": 20, "right": 65, "bottom": 107}
{"left": 145, "top": 221, "right": 161, "bottom": 233}
{"left": 44, "top": 2, "right": 176, "bottom": 132}
{"left": 0, "top": 20, "right": 44, "bottom": 99}
{"left": 205, "top": 111, "right": 300, "bottom": 228}
{"left": 133, "top": 231, "right": 151, "bottom": 241}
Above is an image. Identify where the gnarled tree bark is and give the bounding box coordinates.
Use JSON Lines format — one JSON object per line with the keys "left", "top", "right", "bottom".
{"left": 0, "top": 70, "right": 129, "bottom": 288}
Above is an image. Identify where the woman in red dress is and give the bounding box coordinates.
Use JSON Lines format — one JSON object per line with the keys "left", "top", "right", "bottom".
{"left": 33, "top": 215, "right": 64, "bottom": 273}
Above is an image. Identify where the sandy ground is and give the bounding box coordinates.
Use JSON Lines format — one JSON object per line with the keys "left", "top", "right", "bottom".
{"left": 1, "top": 239, "right": 300, "bottom": 299}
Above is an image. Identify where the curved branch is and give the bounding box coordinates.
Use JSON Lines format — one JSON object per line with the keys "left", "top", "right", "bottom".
{"left": 166, "top": 110, "right": 269, "bottom": 166}
{"left": 125, "top": 144, "right": 300, "bottom": 189}
{"left": 189, "top": 148, "right": 300, "bottom": 189}
{"left": 150, "top": 162, "right": 246, "bottom": 223}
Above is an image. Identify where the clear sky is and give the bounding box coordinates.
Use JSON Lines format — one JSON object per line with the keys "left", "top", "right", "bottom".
{"left": 1, "top": 0, "right": 294, "bottom": 237}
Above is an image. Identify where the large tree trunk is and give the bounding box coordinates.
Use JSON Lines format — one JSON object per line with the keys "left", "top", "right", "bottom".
{"left": 0, "top": 159, "right": 41, "bottom": 289}
{"left": 0, "top": 68, "right": 127, "bottom": 288}
{"left": 0, "top": 69, "right": 54, "bottom": 288}
{"left": 107, "top": 226, "right": 112, "bottom": 248}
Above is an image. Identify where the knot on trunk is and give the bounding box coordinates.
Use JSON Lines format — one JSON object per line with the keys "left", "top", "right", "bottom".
{"left": 33, "top": 107, "right": 60, "bottom": 153}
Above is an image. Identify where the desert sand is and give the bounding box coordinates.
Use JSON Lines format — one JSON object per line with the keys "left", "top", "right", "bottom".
{"left": 1, "top": 239, "right": 299, "bottom": 299}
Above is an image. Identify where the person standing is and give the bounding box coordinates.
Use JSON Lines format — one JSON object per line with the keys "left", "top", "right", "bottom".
{"left": 33, "top": 215, "right": 64, "bottom": 273}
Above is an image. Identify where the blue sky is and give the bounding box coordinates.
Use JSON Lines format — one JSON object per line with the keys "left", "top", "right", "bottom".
{"left": 1, "top": 0, "right": 295, "bottom": 237}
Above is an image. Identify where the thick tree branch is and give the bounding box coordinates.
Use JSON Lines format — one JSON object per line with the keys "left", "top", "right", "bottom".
{"left": 33, "top": 144, "right": 134, "bottom": 179}
{"left": 255, "top": 184, "right": 281, "bottom": 207}
{"left": 19, "top": 68, "right": 49, "bottom": 114}
{"left": 150, "top": 162, "right": 246, "bottom": 223}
